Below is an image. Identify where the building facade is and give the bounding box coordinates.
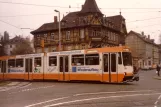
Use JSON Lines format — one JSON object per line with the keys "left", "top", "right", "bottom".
{"left": 125, "top": 31, "right": 159, "bottom": 69}
{"left": 31, "top": 0, "right": 127, "bottom": 53}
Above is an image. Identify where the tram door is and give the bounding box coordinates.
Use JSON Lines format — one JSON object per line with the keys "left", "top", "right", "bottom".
{"left": 103, "top": 53, "right": 118, "bottom": 82}
{"left": 25, "top": 59, "right": 33, "bottom": 80}
{"left": 59, "top": 56, "right": 69, "bottom": 81}
{"left": 1, "top": 61, "right": 6, "bottom": 80}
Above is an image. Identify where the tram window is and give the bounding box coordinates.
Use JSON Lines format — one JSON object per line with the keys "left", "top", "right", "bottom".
{"left": 16, "top": 59, "right": 23, "bottom": 67}
{"left": 85, "top": 54, "right": 99, "bottom": 65}
{"left": 122, "top": 52, "right": 132, "bottom": 66}
{"left": 49, "top": 56, "right": 57, "bottom": 66}
{"left": 111, "top": 54, "right": 116, "bottom": 72}
{"left": 72, "top": 55, "right": 84, "bottom": 66}
{"left": 34, "top": 57, "right": 41, "bottom": 67}
{"left": 103, "top": 54, "right": 108, "bottom": 72}
{"left": 118, "top": 52, "right": 122, "bottom": 64}
{"left": 8, "top": 59, "right": 15, "bottom": 68}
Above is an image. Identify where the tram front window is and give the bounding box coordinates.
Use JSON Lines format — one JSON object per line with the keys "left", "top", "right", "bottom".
{"left": 122, "top": 52, "right": 132, "bottom": 66}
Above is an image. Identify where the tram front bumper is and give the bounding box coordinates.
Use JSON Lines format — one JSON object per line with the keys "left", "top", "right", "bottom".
{"left": 123, "top": 75, "right": 139, "bottom": 82}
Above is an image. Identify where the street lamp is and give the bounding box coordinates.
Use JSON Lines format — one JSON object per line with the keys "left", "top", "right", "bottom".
{"left": 21, "top": 28, "right": 35, "bottom": 30}
{"left": 54, "top": 9, "right": 61, "bottom": 51}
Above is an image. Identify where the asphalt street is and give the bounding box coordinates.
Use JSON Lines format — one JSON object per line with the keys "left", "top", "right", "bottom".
{"left": 0, "top": 70, "right": 161, "bottom": 107}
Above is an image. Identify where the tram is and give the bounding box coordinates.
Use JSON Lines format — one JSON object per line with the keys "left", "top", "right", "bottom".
{"left": 0, "top": 46, "right": 139, "bottom": 83}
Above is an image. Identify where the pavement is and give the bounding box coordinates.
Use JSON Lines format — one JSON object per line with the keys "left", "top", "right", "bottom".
{"left": 0, "top": 70, "right": 161, "bottom": 107}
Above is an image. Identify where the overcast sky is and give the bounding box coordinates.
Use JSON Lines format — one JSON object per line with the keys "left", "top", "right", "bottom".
{"left": 0, "top": 0, "right": 161, "bottom": 43}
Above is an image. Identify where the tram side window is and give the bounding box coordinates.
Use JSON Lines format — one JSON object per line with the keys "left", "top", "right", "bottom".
{"left": 49, "top": 56, "right": 57, "bottom": 66}
{"left": 16, "top": 59, "right": 23, "bottom": 67}
{"left": 85, "top": 54, "right": 99, "bottom": 65}
{"left": 72, "top": 55, "right": 84, "bottom": 66}
{"left": 8, "top": 59, "right": 15, "bottom": 68}
{"left": 34, "top": 57, "right": 41, "bottom": 67}
{"left": 118, "top": 52, "right": 122, "bottom": 64}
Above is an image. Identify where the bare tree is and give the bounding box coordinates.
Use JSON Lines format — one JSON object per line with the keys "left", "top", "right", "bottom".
{"left": 11, "top": 37, "right": 34, "bottom": 55}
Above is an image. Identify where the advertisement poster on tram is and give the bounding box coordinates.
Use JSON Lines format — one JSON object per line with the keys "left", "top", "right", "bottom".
{"left": 8, "top": 68, "right": 24, "bottom": 73}
{"left": 72, "top": 66, "right": 99, "bottom": 72}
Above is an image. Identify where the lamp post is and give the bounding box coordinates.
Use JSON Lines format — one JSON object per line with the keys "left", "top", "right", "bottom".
{"left": 21, "top": 28, "right": 35, "bottom": 30}
{"left": 54, "top": 9, "right": 61, "bottom": 51}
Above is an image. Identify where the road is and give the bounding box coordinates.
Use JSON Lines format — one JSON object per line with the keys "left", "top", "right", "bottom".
{"left": 0, "top": 70, "right": 161, "bottom": 107}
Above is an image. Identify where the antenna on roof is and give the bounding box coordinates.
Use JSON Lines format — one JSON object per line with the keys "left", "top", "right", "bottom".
{"left": 119, "top": 8, "right": 122, "bottom": 15}
{"left": 69, "top": 5, "right": 71, "bottom": 13}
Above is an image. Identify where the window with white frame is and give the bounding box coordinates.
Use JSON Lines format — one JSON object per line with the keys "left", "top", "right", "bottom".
{"left": 34, "top": 57, "right": 41, "bottom": 67}
{"left": 111, "top": 32, "right": 113, "bottom": 41}
{"left": 113, "top": 33, "right": 115, "bottom": 41}
{"left": 51, "top": 33, "right": 54, "bottom": 40}
{"left": 44, "top": 34, "right": 47, "bottom": 42}
{"left": 82, "top": 44, "right": 86, "bottom": 49}
{"left": 80, "top": 29, "right": 84, "bottom": 39}
{"left": 49, "top": 56, "right": 57, "bottom": 66}
{"left": 85, "top": 54, "right": 99, "bottom": 65}
{"left": 108, "top": 32, "right": 110, "bottom": 40}
{"left": 66, "top": 31, "right": 70, "bottom": 40}
{"left": 72, "top": 55, "right": 84, "bottom": 66}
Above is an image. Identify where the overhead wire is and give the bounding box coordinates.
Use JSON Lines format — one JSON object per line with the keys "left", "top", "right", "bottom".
{"left": 128, "top": 24, "right": 161, "bottom": 29}
{"left": 0, "top": 1, "right": 161, "bottom": 31}
{"left": 0, "top": 1, "right": 161, "bottom": 10}
{"left": 127, "top": 17, "right": 161, "bottom": 23}
{"left": 0, "top": 13, "right": 55, "bottom": 17}
{"left": 0, "top": 19, "right": 21, "bottom": 29}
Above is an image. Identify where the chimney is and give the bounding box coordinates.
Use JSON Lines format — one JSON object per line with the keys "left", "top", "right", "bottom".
{"left": 141, "top": 31, "right": 144, "bottom": 36}
{"left": 148, "top": 35, "right": 150, "bottom": 39}
{"left": 82, "top": 5, "right": 84, "bottom": 9}
{"left": 54, "top": 16, "right": 58, "bottom": 23}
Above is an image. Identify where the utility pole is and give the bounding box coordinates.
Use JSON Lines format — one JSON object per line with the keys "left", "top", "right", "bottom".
{"left": 40, "top": 39, "right": 44, "bottom": 53}
{"left": 54, "top": 9, "right": 61, "bottom": 51}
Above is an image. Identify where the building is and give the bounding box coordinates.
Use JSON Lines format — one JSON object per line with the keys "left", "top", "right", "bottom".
{"left": 31, "top": 0, "right": 127, "bottom": 53}
{"left": 125, "top": 31, "right": 160, "bottom": 69}
{"left": 2, "top": 36, "right": 34, "bottom": 55}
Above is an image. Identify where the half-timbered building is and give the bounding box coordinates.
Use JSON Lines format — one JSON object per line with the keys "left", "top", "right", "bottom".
{"left": 31, "top": 0, "right": 127, "bottom": 52}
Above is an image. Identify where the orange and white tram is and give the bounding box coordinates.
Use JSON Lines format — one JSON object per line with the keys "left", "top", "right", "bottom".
{"left": 0, "top": 46, "right": 139, "bottom": 83}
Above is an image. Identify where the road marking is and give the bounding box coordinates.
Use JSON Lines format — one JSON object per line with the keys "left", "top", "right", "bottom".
{"left": 44, "top": 93, "right": 161, "bottom": 107}
{"left": 24, "top": 97, "right": 69, "bottom": 107}
{"left": 0, "top": 82, "right": 32, "bottom": 92}
{"left": 154, "top": 94, "right": 161, "bottom": 107}
{"left": 74, "top": 90, "right": 154, "bottom": 96}
{"left": 158, "top": 95, "right": 161, "bottom": 100}
{"left": 9, "top": 85, "right": 55, "bottom": 94}
{"left": 154, "top": 101, "right": 158, "bottom": 105}
{"left": 20, "top": 83, "right": 32, "bottom": 89}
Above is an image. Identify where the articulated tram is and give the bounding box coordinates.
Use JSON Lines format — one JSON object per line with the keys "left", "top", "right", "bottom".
{"left": 0, "top": 46, "right": 139, "bottom": 83}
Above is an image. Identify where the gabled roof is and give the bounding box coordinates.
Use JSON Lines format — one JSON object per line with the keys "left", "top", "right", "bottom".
{"left": 62, "top": 12, "right": 79, "bottom": 22}
{"left": 105, "top": 15, "right": 125, "bottom": 32}
{"left": 30, "top": 0, "right": 125, "bottom": 34}
{"left": 31, "top": 14, "right": 125, "bottom": 34}
{"left": 80, "top": 0, "right": 102, "bottom": 14}
{"left": 128, "top": 30, "right": 159, "bottom": 46}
